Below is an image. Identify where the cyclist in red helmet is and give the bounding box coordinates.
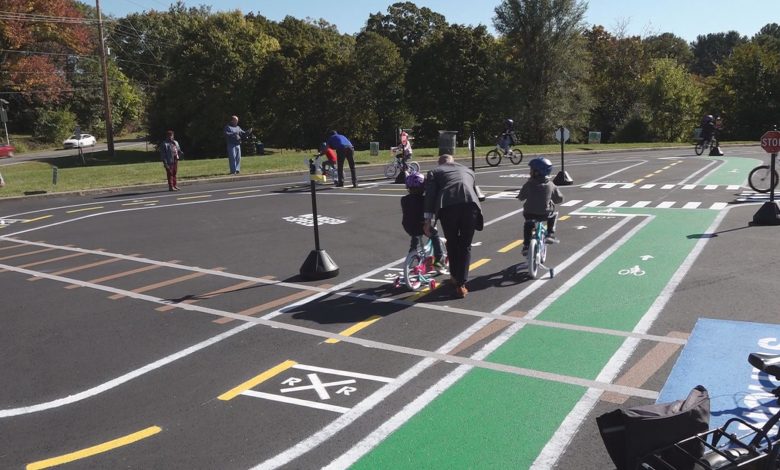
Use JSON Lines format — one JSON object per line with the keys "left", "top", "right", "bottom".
{"left": 518, "top": 157, "right": 564, "bottom": 255}
{"left": 401, "top": 172, "right": 446, "bottom": 270}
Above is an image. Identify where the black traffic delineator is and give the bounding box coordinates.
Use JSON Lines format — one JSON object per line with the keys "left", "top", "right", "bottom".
{"left": 752, "top": 151, "right": 780, "bottom": 226}
{"left": 299, "top": 160, "right": 339, "bottom": 280}
{"left": 553, "top": 170, "right": 573, "bottom": 185}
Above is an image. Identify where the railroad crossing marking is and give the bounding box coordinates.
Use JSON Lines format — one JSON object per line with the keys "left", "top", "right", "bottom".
{"left": 219, "top": 361, "right": 393, "bottom": 413}
{"left": 283, "top": 214, "right": 347, "bottom": 226}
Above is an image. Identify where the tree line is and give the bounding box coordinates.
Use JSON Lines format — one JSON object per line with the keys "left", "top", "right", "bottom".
{"left": 2, "top": 0, "right": 779, "bottom": 155}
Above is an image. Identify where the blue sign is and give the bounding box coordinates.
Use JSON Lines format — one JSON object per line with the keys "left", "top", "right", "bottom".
{"left": 658, "top": 318, "right": 780, "bottom": 431}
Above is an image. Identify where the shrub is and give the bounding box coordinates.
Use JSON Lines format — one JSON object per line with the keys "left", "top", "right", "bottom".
{"left": 33, "top": 109, "right": 77, "bottom": 144}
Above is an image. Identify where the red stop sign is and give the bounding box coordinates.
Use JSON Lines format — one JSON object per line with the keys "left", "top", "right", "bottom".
{"left": 761, "top": 130, "right": 780, "bottom": 153}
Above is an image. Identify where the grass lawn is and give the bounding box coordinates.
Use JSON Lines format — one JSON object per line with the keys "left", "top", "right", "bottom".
{"left": 0, "top": 141, "right": 697, "bottom": 199}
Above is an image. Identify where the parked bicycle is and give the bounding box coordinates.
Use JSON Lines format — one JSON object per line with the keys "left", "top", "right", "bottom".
{"left": 748, "top": 159, "right": 779, "bottom": 194}
{"left": 305, "top": 153, "right": 337, "bottom": 184}
{"left": 486, "top": 133, "right": 523, "bottom": 167}
{"left": 525, "top": 217, "right": 555, "bottom": 279}
{"left": 395, "top": 235, "right": 448, "bottom": 291}
{"left": 625, "top": 352, "right": 780, "bottom": 470}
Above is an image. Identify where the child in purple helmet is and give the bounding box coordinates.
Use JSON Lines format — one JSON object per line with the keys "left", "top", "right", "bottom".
{"left": 518, "top": 157, "right": 564, "bottom": 255}
{"left": 401, "top": 172, "right": 446, "bottom": 270}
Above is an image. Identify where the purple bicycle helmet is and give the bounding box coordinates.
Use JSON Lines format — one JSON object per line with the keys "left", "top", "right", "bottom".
{"left": 405, "top": 172, "right": 425, "bottom": 189}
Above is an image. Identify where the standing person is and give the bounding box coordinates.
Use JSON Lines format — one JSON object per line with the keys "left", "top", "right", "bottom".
{"left": 224, "top": 115, "right": 246, "bottom": 175}
{"left": 518, "top": 157, "right": 564, "bottom": 255}
{"left": 326, "top": 130, "right": 357, "bottom": 188}
{"left": 160, "top": 130, "right": 182, "bottom": 191}
{"left": 424, "top": 154, "right": 484, "bottom": 298}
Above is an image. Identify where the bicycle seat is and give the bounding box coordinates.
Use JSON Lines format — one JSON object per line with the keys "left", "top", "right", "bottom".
{"left": 748, "top": 352, "right": 780, "bottom": 379}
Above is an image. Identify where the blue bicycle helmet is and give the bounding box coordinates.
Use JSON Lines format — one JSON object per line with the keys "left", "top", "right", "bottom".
{"left": 405, "top": 172, "right": 425, "bottom": 189}
{"left": 529, "top": 157, "right": 553, "bottom": 176}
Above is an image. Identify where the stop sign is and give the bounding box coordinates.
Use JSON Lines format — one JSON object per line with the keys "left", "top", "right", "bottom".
{"left": 760, "top": 130, "right": 780, "bottom": 153}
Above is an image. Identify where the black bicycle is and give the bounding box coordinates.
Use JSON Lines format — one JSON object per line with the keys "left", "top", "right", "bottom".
{"left": 633, "top": 353, "right": 780, "bottom": 470}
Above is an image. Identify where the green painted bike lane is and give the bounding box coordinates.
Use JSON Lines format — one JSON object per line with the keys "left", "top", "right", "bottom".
{"left": 350, "top": 160, "right": 752, "bottom": 469}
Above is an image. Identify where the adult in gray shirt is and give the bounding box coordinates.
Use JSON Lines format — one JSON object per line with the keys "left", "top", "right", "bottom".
{"left": 224, "top": 115, "right": 246, "bottom": 175}
{"left": 423, "top": 154, "right": 484, "bottom": 299}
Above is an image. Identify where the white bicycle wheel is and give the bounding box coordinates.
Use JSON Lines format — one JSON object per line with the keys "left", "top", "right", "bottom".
{"left": 407, "top": 161, "right": 420, "bottom": 174}
{"left": 403, "top": 252, "right": 425, "bottom": 291}
{"left": 527, "top": 239, "right": 539, "bottom": 279}
{"left": 384, "top": 162, "right": 399, "bottom": 179}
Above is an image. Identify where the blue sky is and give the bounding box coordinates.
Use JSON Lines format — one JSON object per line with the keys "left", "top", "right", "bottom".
{"left": 100, "top": 0, "right": 774, "bottom": 42}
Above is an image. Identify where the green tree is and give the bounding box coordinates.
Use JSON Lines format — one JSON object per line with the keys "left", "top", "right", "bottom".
{"left": 585, "top": 26, "right": 649, "bottom": 141}
{"left": 706, "top": 42, "right": 780, "bottom": 139}
{"left": 643, "top": 58, "right": 703, "bottom": 142}
{"left": 364, "top": 2, "right": 447, "bottom": 62}
{"left": 494, "top": 0, "right": 591, "bottom": 143}
{"left": 643, "top": 33, "right": 693, "bottom": 67}
{"left": 753, "top": 23, "right": 780, "bottom": 53}
{"left": 406, "top": 24, "right": 499, "bottom": 143}
{"left": 691, "top": 31, "right": 747, "bottom": 76}
{"left": 147, "top": 11, "right": 279, "bottom": 154}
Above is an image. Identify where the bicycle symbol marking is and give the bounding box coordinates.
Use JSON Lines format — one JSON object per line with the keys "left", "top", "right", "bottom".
{"left": 618, "top": 265, "right": 646, "bottom": 276}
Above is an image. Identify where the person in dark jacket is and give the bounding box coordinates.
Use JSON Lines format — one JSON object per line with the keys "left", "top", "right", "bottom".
{"left": 424, "top": 154, "right": 484, "bottom": 298}
{"left": 401, "top": 172, "right": 445, "bottom": 270}
{"left": 518, "top": 157, "right": 564, "bottom": 255}
{"left": 160, "top": 130, "right": 182, "bottom": 191}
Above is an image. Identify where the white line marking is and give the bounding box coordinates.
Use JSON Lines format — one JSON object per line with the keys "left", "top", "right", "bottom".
{"left": 532, "top": 206, "right": 730, "bottom": 469}
{"left": 620, "top": 184, "right": 635, "bottom": 189}
{"left": 632, "top": 201, "right": 651, "bottom": 208}
{"left": 362, "top": 278, "right": 394, "bottom": 284}
{"left": 560, "top": 200, "right": 582, "bottom": 207}
{"left": 601, "top": 183, "right": 619, "bottom": 189}
{"left": 241, "top": 391, "right": 350, "bottom": 413}
{"left": 640, "top": 184, "right": 655, "bottom": 189}
{"left": 727, "top": 185, "right": 740, "bottom": 190}
{"left": 682, "top": 202, "right": 701, "bottom": 209}
{"left": 581, "top": 183, "right": 597, "bottom": 188}
{"left": 710, "top": 202, "right": 728, "bottom": 210}
{"left": 661, "top": 184, "right": 675, "bottom": 189}
{"left": 607, "top": 201, "right": 627, "bottom": 208}
{"left": 682, "top": 184, "right": 696, "bottom": 189}
{"left": 704, "top": 184, "right": 717, "bottom": 190}
{"left": 656, "top": 201, "right": 676, "bottom": 208}
{"left": 292, "top": 364, "right": 393, "bottom": 383}
{"left": 583, "top": 200, "right": 604, "bottom": 207}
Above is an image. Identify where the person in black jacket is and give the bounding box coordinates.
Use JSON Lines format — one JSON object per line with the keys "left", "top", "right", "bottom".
{"left": 401, "top": 172, "right": 446, "bottom": 270}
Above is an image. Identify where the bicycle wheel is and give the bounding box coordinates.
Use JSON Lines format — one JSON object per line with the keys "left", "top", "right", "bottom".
{"left": 321, "top": 161, "right": 337, "bottom": 182}
{"left": 508, "top": 148, "right": 524, "bottom": 164}
{"left": 748, "top": 165, "right": 779, "bottom": 193}
{"left": 486, "top": 150, "right": 501, "bottom": 167}
{"left": 403, "top": 252, "right": 425, "bottom": 291}
{"left": 527, "top": 239, "right": 540, "bottom": 279}
{"left": 540, "top": 239, "right": 547, "bottom": 264}
{"left": 407, "top": 161, "right": 420, "bottom": 174}
{"left": 384, "top": 162, "right": 399, "bottom": 179}
{"left": 694, "top": 141, "right": 706, "bottom": 156}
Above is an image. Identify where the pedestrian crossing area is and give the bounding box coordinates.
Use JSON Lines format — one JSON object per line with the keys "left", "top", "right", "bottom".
{"left": 580, "top": 182, "right": 742, "bottom": 190}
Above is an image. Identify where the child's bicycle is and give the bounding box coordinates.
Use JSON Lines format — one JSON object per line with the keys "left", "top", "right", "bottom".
{"left": 385, "top": 146, "right": 420, "bottom": 179}
{"left": 486, "top": 134, "right": 523, "bottom": 167}
{"left": 695, "top": 138, "right": 719, "bottom": 156}
{"left": 631, "top": 352, "right": 780, "bottom": 470}
{"left": 305, "top": 154, "right": 338, "bottom": 184}
{"left": 394, "top": 236, "right": 448, "bottom": 291}
{"left": 524, "top": 217, "right": 555, "bottom": 279}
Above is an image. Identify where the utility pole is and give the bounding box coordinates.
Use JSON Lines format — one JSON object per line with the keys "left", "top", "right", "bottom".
{"left": 95, "top": 0, "right": 114, "bottom": 156}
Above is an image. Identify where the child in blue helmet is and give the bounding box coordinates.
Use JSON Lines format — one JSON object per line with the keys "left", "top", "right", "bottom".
{"left": 401, "top": 172, "right": 446, "bottom": 269}
{"left": 518, "top": 157, "right": 564, "bottom": 255}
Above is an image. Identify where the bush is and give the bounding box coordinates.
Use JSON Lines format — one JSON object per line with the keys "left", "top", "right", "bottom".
{"left": 614, "top": 115, "right": 651, "bottom": 143}
{"left": 33, "top": 109, "right": 77, "bottom": 144}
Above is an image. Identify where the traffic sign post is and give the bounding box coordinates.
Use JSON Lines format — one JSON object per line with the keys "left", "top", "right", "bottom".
{"left": 751, "top": 127, "right": 780, "bottom": 226}
{"left": 552, "top": 126, "right": 573, "bottom": 185}
{"left": 299, "top": 159, "right": 339, "bottom": 279}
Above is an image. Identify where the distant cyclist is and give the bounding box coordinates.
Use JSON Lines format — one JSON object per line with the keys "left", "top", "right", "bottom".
{"left": 517, "top": 157, "right": 564, "bottom": 256}
{"left": 700, "top": 114, "right": 716, "bottom": 143}
{"left": 499, "top": 118, "right": 518, "bottom": 152}
{"left": 401, "top": 172, "right": 446, "bottom": 270}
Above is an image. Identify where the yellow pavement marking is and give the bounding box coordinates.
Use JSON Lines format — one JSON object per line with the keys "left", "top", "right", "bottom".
{"left": 406, "top": 257, "right": 492, "bottom": 301}
{"left": 663, "top": 166, "right": 671, "bottom": 170}
{"left": 653, "top": 170, "right": 663, "bottom": 174}
{"left": 122, "top": 200, "right": 158, "bottom": 206}
{"left": 26, "top": 426, "right": 161, "bottom": 470}
{"left": 469, "top": 258, "right": 491, "bottom": 270}
{"left": 66, "top": 206, "right": 103, "bottom": 214}
{"left": 325, "top": 315, "right": 383, "bottom": 344}
{"left": 632, "top": 178, "right": 644, "bottom": 184}
{"left": 218, "top": 360, "right": 298, "bottom": 401}
{"left": 228, "top": 189, "right": 263, "bottom": 195}
{"left": 498, "top": 240, "right": 524, "bottom": 253}
{"left": 23, "top": 215, "right": 53, "bottom": 223}
{"left": 559, "top": 215, "right": 570, "bottom": 221}
{"left": 176, "top": 194, "right": 211, "bottom": 200}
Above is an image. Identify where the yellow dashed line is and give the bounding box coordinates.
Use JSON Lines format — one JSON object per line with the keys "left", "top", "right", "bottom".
{"left": 23, "top": 215, "right": 53, "bottom": 223}
{"left": 469, "top": 258, "right": 491, "bottom": 270}
{"left": 26, "top": 426, "right": 162, "bottom": 470}
{"left": 176, "top": 195, "right": 211, "bottom": 200}
{"left": 662, "top": 166, "right": 671, "bottom": 170}
{"left": 644, "top": 174, "right": 654, "bottom": 178}
{"left": 632, "top": 179, "right": 644, "bottom": 184}
{"left": 559, "top": 215, "right": 570, "bottom": 221}
{"left": 122, "top": 200, "right": 158, "bottom": 206}
{"left": 653, "top": 170, "right": 663, "bottom": 174}
{"left": 498, "top": 240, "right": 524, "bottom": 253}
{"left": 218, "top": 360, "right": 297, "bottom": 401}
{"left": 325, "top": 315, "right": 383, "bottom": 344}
{"left": 228, "top": 189, "right": 263, "bottom": 195}
{"left": 66, "top": 206, "right": 103, "bottom": 214}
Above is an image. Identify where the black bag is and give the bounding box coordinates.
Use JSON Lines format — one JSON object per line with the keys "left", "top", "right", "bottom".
{"left": 597, "top": 385, "right": 710, "bottom": 470}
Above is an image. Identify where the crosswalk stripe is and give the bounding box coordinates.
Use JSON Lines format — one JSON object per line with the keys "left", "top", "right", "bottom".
{"left": 727, "top": 185, "right": 740, "bottom": 190}
{"left": 632, "top": 201, "right": 651, "bottom": 208}
{"left": 640, "top": 184, "right": 655, "bottom": 189}
{"left": 607, "top": 201, "right": 627, "bottom": 208}
{"left": 682, "top": 184, "right": 696, "bottom": 189}
{"left": 682, "top": 202, "right": 701, "bottom": 209}
{"left": 620, "top": 183, "right": 635, "bottom": 189}
{"left": 657, "top": 201, "right": 676, "bottom": 208}
{"left": 704, "top": 185, "right": 717, "bottom": 190}
{"left": 560, "top": 200, "right": 582, "bottom": 207}
{"left": 601, "top": 183, "right": 619, "bottom": 188}
{"left": 710, "top": 202, "right": 728, "bottom": 210}
{"left": 583, "top": 200, "right": 604, "bottom": 207}
{"left": 661, "top": 184, "right": 675, "bottom": 189}
{"left": 581, "top": 183, "right": 597, "bottom": 188}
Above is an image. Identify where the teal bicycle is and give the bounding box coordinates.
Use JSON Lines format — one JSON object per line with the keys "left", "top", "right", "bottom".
{"left": 525, "top": 217, "right": 555, "bottom": 279}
